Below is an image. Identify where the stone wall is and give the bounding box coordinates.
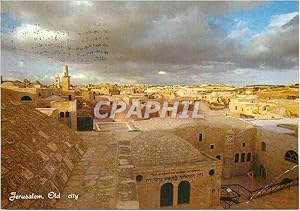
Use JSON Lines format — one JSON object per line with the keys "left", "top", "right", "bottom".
{"left": 174, "top": 125, "right": 257, "bottom": 177}
{"left": 254, "top": 128, "right": 298, "bottom": 183}
{"left": 133, "top": 161, "right": 222, "bottom": 209}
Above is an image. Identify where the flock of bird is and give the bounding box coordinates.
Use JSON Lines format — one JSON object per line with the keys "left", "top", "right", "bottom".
{"left": 6, "top": 23, "right": 110, "bottom": 63}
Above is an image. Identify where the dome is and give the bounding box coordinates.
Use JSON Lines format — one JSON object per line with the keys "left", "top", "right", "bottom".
{"left": 244, "top": 89, "right": 253, "bottom": 95}
{"left": 130, "top": 131, "right": 207, "bottom": 167}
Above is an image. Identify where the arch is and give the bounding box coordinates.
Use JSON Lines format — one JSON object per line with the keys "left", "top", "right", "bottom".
{"left": 20, "top": 96, "right": 32, "bottom": 101}
{"left": 65, "top": 111, "right": 70, "bottom": 118}
{"left": 261, "top": 142, "right": 266, "bottom": 151}
{"left": 234, "top": 153, "right": 239, "bottom": 163}
{"left": 241, "top": 153, "right": 245, "bottom": 162}
{"left": 177, "top": 181, "right": 190, "bottom": 204}
{"left": 285, "top": 150, "right": 298, "bottom": 164}
{"left": 160, "top": 183, "right": 173, "bottom": 207}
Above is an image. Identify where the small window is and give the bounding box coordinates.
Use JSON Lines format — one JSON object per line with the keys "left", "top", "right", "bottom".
{"left": 261, "top": 142, "right": 266, "bottom": 151}
{"left": 216, "top": 155, "right": 221, "bottom": 160}
{"left": 60, "top": 112, "right": 64, "bottom": 118}
{"left": 210, "top": 144, "right": 214, "bottom": 149}
{"left": 136, "top": 175, "right": 143, "bottom": 182}
{"left": 241, "top": 153, "right": 245, "bottom": 162}
{"left": 38, "top": 93, "right": 41, "bottom": 97}
{"left": 199, "top": 133, "right": 203, "bottom": 142}
{"left": 242, "top": 143, "right": 246, "bottom": 147}
{"left": 209, "top": 169, "right": 215, "bottom": 176}
{"left": 21, "top": 96, "right": 32, "bottom": 101}
{"left": 234, "top": 153, "right": 239, "bottom": 163}
{"left": 68, "top": 95, "right": 72, "bottom": 101}
{"left": 247, "top": 153, "right": 251, "bottom": 161}
{"left": 285, "top": 150, "right": 298, "bottom": 164}
{"left": 235, "top": 106, "right": 237, "bottom": 110}
{"left": 65, "top": 111, "right": 70, "bottom": 118}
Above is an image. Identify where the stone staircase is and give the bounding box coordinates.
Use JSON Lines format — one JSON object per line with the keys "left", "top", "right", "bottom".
{"left": 116, "top": 140, "right": 139, "bottom": 209}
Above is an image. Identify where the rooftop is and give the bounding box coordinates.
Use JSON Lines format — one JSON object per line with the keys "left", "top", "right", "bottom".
{"left": 130, "top": 131, "right": 212, "bottom": 168}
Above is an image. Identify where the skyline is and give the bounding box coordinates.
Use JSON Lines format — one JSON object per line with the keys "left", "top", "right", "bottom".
{"left": 1, "top": 1, "right": 299, "bottom": 86}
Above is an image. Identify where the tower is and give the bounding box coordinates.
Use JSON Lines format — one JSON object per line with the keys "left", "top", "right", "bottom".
{"left": 54, "top": 74, "right": 61, "bottom": 88}
{"left": 62, "top": 64, "right": 70, "bottom": 91}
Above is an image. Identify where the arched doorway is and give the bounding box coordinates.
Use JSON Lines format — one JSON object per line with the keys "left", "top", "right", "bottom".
{"left": 20, "top": 96, "right": 32, "bottom": 101}
{"left": 178, "top": 181, "right": 190, "bottom": 204}
{"left": 259, "top": 165, "right": 266, "bottom": 179}
{"left": 160, "top": 183, "right": 173, "bottom": 207}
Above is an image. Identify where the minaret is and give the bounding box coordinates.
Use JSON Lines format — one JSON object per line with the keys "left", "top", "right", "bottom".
{"left": 54, "top": 74, "right": 61, "bottom": 88}
{"left": 62, "top": 64, "right": 70, "bottom": 91}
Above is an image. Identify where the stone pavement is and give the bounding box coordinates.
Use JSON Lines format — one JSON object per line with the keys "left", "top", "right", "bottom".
{"left": 116, "top": 140, "right": 139, "bottom": 209}
{"left": 55, "top": 131, "right": 119, "bottom": 209}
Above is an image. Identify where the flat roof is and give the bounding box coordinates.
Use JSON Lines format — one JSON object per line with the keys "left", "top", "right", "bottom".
{"left": 246, "top": 118, "right": 298, "bottom": 134}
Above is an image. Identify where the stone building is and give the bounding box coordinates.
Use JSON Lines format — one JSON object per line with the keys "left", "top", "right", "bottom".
{"left": 131, "top": 131, "right": 222, "bottom": 209}
{"left": 174, "top": 116, "right": 298, "bottom": 184}
{"left": 175, "top": 118, "right": 256, "bottom": 178}
{"left": 54, "top": 74, "right": 61, "bottom": 88}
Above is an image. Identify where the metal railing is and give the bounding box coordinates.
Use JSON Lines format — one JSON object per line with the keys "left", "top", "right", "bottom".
{"left": 220, "top": 178, "right": 298, "bottom": 209}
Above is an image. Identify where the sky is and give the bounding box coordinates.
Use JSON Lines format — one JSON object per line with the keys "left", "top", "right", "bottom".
{"left": 1, "top": 1, "right": 299, "bottom": 86}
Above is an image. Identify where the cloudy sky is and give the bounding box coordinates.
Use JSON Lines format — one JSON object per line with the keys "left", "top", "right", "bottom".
{"left": 1, "top": 1, "right": 299, "bottom": 86}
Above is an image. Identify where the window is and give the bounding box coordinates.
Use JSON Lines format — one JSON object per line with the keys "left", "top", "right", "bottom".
{"left": 68, "top": 95, "right": 72, "bottom": 101}
{"left": 65, "top": 111, "right": 70, "bottom": 118}
{"left": 261, "top": 142, "right": 266, "bottom": 151}
{"left": 20, "top": 96, "right": 32, "bottom": 101}
{"left": 235, "top": 106, "right": 237, "bottom": 110}
{"left": 209, "top": 169, "right": 215, "bottom": 176}
{"left": 199, "top": 133, "right": 203, "bottom": 142}
{"left": 247, "top": 153, "right": 251, "bottom": 161}
{"left": 285, "top": 150, "right": 298, "bottom": 164}
{"left": 136, "top": 175, "right": 143, "bottom": 182}
{"left": 38, "top": 93, "right": 41, "bottom": 97}
{"left": 242, "top": 143, "right": 246, "bottom": 147}
{"left": 160, "top": 183, "right": 173, "bottom": 207}
{"left": 177, "top": 181, "right": 190, "bottom": 204}
{"left": 210, "top": 144, "right": 214, "bottom": 149}
{"left": 216, "top": 155, "right": 221, "bottom": 160}
{"left": 60, "top": 112, "right": 64, "bottom": 118}
{"left": 241, "top": 153, "right": 245, "bottom": 162}
{"left": 234, "top": 153, "right": 239, "bottom": 163}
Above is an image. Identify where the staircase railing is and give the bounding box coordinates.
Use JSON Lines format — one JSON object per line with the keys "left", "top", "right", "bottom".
{"left": 220, "top": 178, "right": 298, "bottom": 209}
{"left": 250, "top": 178, "right": 298, "bottom": 199}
